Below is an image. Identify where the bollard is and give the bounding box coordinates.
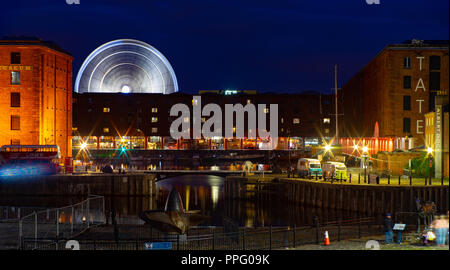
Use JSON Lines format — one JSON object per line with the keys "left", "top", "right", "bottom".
{"left": 242, "top": 227, "right": 246, "bottom": 250}
{"left": 293, "top": 225, "right": 296, "bottom": 248}
{"left": 410, "top": 175, "right": 412, "bottom": 186}
{"left": 314, "top": 216, "right": 319, "bottom": 245}
{"left": 358, "top": 173, "right": 361, "bottom": 184}
{"left": 442, "top": 176, "right": 444, "bottom": 186}
{"left": 358, "top": 217, "right": 362, "bottom": 239}
{"left": 388, "top": 175, "right": 390, "bottom": 185}
{"left": 269, "top": 225, "right": 272, "bottom": 250}
{"left": 338, "top": 219, "right": 342, "bottom": 242}
{"left": 349, "top": 174, "right": 352, "bottom": 184}
{"left": 315, "top": 171, "right": 318, "bottom": 181}
{"left": 398, "top": 175, "right": 401, "bottom": 186}
{"left": 212, "top": 230, "right": 215, "bottom": 250}
{"left": 424, "top": 177, "right": 427, "bottom": 186}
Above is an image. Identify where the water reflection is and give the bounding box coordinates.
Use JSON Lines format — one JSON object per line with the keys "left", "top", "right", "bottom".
{"left": 1, "top": 175, "right": 364, "bottom": 228}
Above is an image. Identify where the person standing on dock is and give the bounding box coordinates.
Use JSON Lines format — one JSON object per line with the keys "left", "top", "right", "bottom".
{"left": 384, "top": 213, "right": 394, "bottom": 244}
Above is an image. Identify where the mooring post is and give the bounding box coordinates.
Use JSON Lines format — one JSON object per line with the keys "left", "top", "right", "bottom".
{"left": 338, "top": 219, "right": 342, "bottom": 242}
{"left": 269, "top": 225, "right": 272, "bottom": 250}
{"left": 293, "top": 224, "right": 296, "bottom": 248}
{"left": 212, "top": 229, "right": 215, "bottom": 250}
{"left": 242, "top": 227, "right": 246, "bottom": 250}
{"left": 71, "top": 207, "right": 74, "bottom": 234}
{"left": 314, "top": 216, "right": 319, "bottom": 245}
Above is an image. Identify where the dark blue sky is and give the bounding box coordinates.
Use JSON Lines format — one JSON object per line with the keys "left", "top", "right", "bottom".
{"left": 1, "top": 0, "right": 448, "bottom": 94}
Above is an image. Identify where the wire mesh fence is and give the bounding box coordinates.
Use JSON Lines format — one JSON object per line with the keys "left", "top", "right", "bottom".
{"left": 18, "top": 195, "right": 105, "bottom": 250}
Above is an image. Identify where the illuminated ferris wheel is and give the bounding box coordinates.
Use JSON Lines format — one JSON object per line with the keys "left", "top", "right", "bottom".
{"left": 75, "top": 39, "right": 178, "bottom": 94}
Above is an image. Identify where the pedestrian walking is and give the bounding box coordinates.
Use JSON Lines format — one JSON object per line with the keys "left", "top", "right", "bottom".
{"left": 431, "top": 215, "right": 449, "bottom": 246}
{"left": 384, "top": 213, "right": 394, "bottom": 244}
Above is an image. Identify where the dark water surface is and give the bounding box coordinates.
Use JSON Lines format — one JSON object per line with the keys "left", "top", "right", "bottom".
{"left": 1, "top": 175, "right": 364, "bottom": 227}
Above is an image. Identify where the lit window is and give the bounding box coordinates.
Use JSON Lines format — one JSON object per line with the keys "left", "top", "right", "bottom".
{"left": 202, "top": 117, "right": 206, "bottom": 123}
{"left": 152, "top": 117, "right": 158, "bottom": 123}
{"left": 264, "top": 108, "right": 269, "bottom": 113}
{"left": 103, "top": 128, "right": 109, "bottom": 133}
{"left": 323, "top": 118, "right": 330, "bottom": 124}
{"left": 281, "top": 118, "right": 284, "bottom": 124}
{"left": 152, "top": 127, "right": 158, "bottom": 133}
{"left": 152, "top": 107, "right": 158, "bottom": 113}
{"left": 293, "top": 118, "right": 300, "bottom": 124}
{"left": 247, "top": 99, "right": 251, "bottom": 104}
{"left": 103, "top": 107, "right": 110, "bottom": 112}
{"left": 325, "top": 129, "right": 329, "bottom": 134}
{"left": 11, "top": 71, "right": 20, "bottom": 85}
{"left": 184, "top": 117, "right": 190, "bottom": 123}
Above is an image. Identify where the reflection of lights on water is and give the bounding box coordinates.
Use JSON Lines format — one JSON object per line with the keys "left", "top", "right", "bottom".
{"left": 211, "top": 186, "right": 219, "bottom": 208}
{"left": 185, "top": 186, "right": 190, "bottom": 211}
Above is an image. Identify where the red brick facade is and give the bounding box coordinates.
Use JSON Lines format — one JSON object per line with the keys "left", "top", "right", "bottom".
{"left": 0, "top": 39, "right": 73, "bottom": 159}
{"left": 340, "top": 40, "right": 449, "bottom": 148}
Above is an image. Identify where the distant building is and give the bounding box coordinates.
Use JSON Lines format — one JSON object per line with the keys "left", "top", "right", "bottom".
{"left": 0, "top": 37, "right": 73, "bottom": 159}
{"left": 340, "top": 40, "right": 449, "bottom": 150}
{"left": 72, "top": 91, "right": 335, "bottom": 155}
{"left": 425, "top": 103, "right": 449, "bottom": 178}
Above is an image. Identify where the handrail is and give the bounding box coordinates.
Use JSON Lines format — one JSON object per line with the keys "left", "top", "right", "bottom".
{"left": 19, "top": 195, "right": 104, "bottom": 221}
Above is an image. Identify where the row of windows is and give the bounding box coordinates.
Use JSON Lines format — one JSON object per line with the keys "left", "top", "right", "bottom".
{"left": 103, "top": 107, "right": 159, "bottom": 113}
{"left": 403, "top": 56, "right": 441, "bottom": 70}
{"left": 102, "top": 127, "right": 158, "bottom": 133}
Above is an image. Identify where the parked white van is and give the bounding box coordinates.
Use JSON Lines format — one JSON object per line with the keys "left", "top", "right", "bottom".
{"left": 296, "top": 158, "right": 323, "bottom": 178}
{"left": 322, "top": 161, "right": 348, "bottom": 180}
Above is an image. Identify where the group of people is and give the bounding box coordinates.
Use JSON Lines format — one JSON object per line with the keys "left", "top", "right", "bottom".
{"left": 384, "top": 212, "right": 449, "bottom": 246}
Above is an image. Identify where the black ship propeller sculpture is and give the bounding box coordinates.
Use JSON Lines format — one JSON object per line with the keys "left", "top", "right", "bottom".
{"left": 139, "top": 187, "right": 209, "bottom": 234}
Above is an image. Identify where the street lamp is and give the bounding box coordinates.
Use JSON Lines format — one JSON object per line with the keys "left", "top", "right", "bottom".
{"left": 427, "top": 147, "right": 433, "bottom": 185}
{"left": 362, "top": 146, "right": 368, "bottom": 183}
{"left": 80, "top": 142, "right": 87, "bottom": 150}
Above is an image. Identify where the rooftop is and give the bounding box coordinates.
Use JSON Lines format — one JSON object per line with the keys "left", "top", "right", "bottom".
{"left": 0, "top": 36, "right": 72, "bottom": 56}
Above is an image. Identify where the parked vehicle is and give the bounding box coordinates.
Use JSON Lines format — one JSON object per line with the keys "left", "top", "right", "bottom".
{"left": 296, "top": 158, "right": 323, "bottom": 178}
{"left": 322, "top": 161, "right": 347, "bottom": 180}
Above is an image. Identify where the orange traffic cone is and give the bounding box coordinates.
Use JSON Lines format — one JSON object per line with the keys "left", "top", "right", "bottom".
{"left": 324, "top": 231, "right": 330, "bottom": 246}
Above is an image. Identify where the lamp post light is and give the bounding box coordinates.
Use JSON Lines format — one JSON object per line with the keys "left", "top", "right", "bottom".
{"left": 362, "top": 146, "right": 368, "bottom": 183}
{"left": 427, "top": 147, "right": 433, "bottom": 185}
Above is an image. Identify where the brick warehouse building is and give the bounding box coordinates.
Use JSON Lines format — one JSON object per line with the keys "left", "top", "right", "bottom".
{"left": 339, "top": 40, "right": 449, "bottom": 150}
{"left": 0, "top": 38, "right": 73, "bottom": 159}
{"left": 72, "top": 90, "right": 335, "bottom": 153}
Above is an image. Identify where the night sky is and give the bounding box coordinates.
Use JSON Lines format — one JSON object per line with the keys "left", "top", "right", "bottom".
{"left": 1, "top": 0, "right": 448, "bottom": 94}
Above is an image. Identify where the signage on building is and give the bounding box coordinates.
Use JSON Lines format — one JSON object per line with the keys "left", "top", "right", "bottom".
{"left": 0, "top": 65, "right": 33, "bottom": 71}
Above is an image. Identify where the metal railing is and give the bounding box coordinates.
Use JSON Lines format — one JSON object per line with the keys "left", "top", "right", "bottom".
{"left": 22, "top": 216, "right": 380, "bottom": 250}
{"left": 18, "top": 195, "right": 105, "bottom": 250}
